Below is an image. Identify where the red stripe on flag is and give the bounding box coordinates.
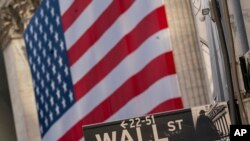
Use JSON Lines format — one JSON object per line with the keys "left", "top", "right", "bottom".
{"left": 59, "top": 52, "right": 176, "bottom": 141}
{"left": 148, "top": 97, "right": 183, "bottom": 114}
{"left": 62, "top": 0, "right": 92, "bottom": 31}
{"left": 67, "top": 0, "right": 135, "bottom": 66}
{"left": 73, "top": 6, "right": 168, "bottom": 100}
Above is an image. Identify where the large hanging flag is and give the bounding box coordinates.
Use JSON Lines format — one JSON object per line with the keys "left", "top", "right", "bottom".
{"left": 24, "top": 0, "right": 183, "bottom": 140}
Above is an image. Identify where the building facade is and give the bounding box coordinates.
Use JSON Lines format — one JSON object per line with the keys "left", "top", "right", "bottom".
{"left": 1, "top": 0, "right": 249, "bottom": 140}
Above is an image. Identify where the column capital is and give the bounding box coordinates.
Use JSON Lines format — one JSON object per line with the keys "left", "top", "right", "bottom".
{"left": 0, "top": 0, "right": 40, "bottom": 49}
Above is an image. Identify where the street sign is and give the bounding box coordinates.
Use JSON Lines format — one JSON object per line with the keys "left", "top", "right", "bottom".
{"left": 83, "top": 102, "right": 231, "bottom": 141}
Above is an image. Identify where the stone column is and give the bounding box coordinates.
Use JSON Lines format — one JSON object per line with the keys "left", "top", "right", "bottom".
{"left": 0, "top": 50, "right": 17, "bottom": 141}
{"left": 2, "top": 35, "right": 41, "bottom": 141}
{"left": 165, "top": 0, "right": 211, "bottom": 107}
{"left": 1, "top": 0, "right": 41, "bottom": 140}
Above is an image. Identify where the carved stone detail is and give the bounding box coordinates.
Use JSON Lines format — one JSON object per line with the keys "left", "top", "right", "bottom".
{"left": 0, "top": 0, "right": 40, "bottom": 49}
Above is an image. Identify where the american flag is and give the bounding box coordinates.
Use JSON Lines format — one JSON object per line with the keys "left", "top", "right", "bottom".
{"left": 24, "top": 0, "right": 183, "bottom": 140}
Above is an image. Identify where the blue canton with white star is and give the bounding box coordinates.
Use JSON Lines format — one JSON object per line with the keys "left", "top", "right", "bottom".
{"left": 24, "top": 0, "right": 75, "bottom": 136}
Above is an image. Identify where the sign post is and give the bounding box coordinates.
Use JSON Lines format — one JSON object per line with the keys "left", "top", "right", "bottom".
{"left": 83, "top": 102, "right": 231, "bottom": 141}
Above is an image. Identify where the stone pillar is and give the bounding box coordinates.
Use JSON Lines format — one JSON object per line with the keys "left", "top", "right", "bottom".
{"left": 2, "top": 35, "right": 41, "bottom": 141}
{"left": 1, "top": 0, "right": 41, "bottom": 140}
{"left": 165, "top": 0, "right": 211, "bottom": 107}
{"left": 0, "top": 50, "right": 17, "bottom": 141}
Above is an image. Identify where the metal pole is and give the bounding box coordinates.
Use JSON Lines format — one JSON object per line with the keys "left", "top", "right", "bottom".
{"left": 203, "top": 0, "right": 227, "bottom": 102}
{"left": 229, "top": 0, "right": 249, "bottom": 55}
{"left": 211, "top": 0, "right": 240, "bottom": 124}
{"left": 220, "top": 0, "right": 248, "bottom": 124}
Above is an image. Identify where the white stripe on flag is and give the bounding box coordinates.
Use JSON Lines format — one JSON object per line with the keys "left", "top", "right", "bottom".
{"left": 78, "top": 75, "right": 179, "bottom": 141}
{"left": 107, "top": 75, "right": 180, "bottom": 121}
{"left": 64, "top": 0, "right": 112, "bottom": 50}
{"left": 79, "top": 138, "right": 85, "bottom": 141}
{"left": 71, "top": 0, "right": 162, "bottom": 84}
{"left": 42, "top": 29, "right": 171, "bottom": 140}
{"left": 58, "top": 0, "right": 74, "bottom": 15}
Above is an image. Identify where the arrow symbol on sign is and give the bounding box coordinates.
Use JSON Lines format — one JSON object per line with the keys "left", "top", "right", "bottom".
{"left": 120, "top": 120, "right": 128, "bottom": 129}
